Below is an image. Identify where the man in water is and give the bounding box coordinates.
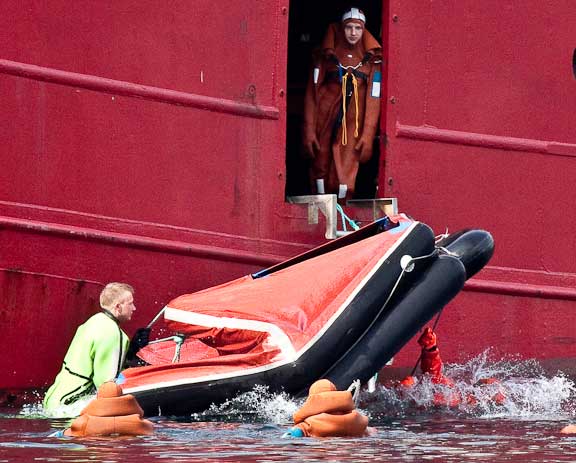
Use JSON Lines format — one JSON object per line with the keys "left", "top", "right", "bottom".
{"left": 43, "top": 282, "right": 148, "bottom": 411}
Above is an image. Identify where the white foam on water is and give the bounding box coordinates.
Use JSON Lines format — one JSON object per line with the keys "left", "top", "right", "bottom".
{"left": 18, "top": 392, "right": 94, "bottom": 419}
{"left": 192, "top": 385, "right": 300, "bottom": 424}
{"left": 364, "top": 350, "right": 576, "bottom": 420}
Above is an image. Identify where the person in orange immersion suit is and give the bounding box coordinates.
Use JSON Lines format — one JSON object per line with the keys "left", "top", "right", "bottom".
{"left": 399, "top": 327, "right": 506, "bottom": 408}
{"left": 560, "top": 424, "right": 576, "bottom": 434}
{"left": 284, "top": 379, "right": 375, "bottom": 438}
{"left": 51, "top": 381, "right": 153, "bottom": 438}
{"left": 302, "top": 7, "right": 382, "bottom": 200}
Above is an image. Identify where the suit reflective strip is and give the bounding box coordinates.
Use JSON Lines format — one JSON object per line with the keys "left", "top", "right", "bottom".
{"left": 63, "top": 362, "right": 92, "bottom": 382}
{"left": 371, "top": 71, "right": 381, "bottom": 98}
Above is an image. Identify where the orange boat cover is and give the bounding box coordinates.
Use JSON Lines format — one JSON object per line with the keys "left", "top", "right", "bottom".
{"left": 122, "top": 216, "right": 418, "bottom": 390}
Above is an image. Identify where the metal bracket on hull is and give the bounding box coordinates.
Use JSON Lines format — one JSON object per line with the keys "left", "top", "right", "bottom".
{"left": 287, "top": 195, "right": 398, "bottom": 239}
{"left": 287, "top": 194, "right": 339, "bottom": 239}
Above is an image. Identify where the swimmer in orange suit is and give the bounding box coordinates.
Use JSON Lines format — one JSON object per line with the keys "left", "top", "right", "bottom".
{"left": 52, "top": 381, "right": 153, "bottom": 438}
{"left": 284, "top": 379, "right": 372, "bottom": 437}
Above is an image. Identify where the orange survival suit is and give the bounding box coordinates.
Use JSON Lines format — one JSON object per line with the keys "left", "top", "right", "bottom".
{"left": 286, "top": 379, "right": 369, "bottom": 437}
{"left": 61, "top": 382, "right": 153, "bottom": 437}
{"left": 303, "top": 19, "right": 382, "bottom": 199}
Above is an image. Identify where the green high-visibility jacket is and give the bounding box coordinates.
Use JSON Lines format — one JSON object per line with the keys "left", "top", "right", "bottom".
{"left": 43, "top": 311, "right": 129, "bottom": 411}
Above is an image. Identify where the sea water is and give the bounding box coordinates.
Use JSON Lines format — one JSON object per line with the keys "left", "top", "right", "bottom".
{"left": 1, "top": 351, "right": 575, "bottom": 462}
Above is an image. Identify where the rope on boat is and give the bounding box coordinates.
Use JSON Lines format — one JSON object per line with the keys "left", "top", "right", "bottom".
{"left": 436, "top": 246, "right": 459, "bottom": 257}
{"left": 336, "top": 204, "right": 360, "bottom": 232}
{"left": 347, "top": 379, "right": 361, "bottom": 406}
{"left": 434, "top": 228, "right": 459, "bottom": 256}
{"left": 435, "top": 228, "right": 450, "bottom": 243}
{"left": 171, "top": 335, "right": 185, "bottom": 363}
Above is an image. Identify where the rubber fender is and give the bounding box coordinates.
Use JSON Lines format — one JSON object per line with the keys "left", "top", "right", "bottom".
{"left": 326, "top": 254, "right": 466, "bottom": 389}
{"left": 437, "top": 229, "right": 494, "bottom": 279}
{"left": 64, "top": 413, "right": 154, "bottom": 437}
{"left": 295, "top": 410, "right": 368, "bottom": 437}
{"left": 293, "top": 391, "right": 355, "bottom": 424}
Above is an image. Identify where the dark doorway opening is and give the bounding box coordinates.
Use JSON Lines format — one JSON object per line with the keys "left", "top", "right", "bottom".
{"left": 284, "top": 1, "right": 384, "bottom": 199}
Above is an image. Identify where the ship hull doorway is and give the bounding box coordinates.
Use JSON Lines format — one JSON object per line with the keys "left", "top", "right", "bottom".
{"left": 285, "top": 1, "right": 385, "bottom": 200}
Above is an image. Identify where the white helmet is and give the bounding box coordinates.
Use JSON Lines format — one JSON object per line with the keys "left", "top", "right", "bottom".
{"left": 342, "top": 7, "right": 366, "bottom": 24}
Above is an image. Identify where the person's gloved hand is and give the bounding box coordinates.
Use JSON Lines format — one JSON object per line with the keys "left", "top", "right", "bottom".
{"left": 125, "top": 328, "right": 151, "bottom": 365}
{"left": 131, "top": 327, "right": 151, "bottom": 350}
{"left": 355, "top": 136, "right": 374, "bottom": 164}
{"left": 303, "top": 132, "right": 320, "bottom": 159}
{"left": 418, "top": 327, "right": 437, "bottom": 351}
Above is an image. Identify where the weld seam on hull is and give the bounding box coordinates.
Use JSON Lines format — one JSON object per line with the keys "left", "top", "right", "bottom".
{"left": 396, "top": 123, "right": 576, "bottom": 157}
{"left": 0, "top": 216, "right": 281, "bottom": 267}
{"left": 0, "top": 59, "right": 279, "bottom": 120}
{"left": 0, "top": 200, "right": 311, "bottom": 256}
{"left": 0, "top": 267, "right": 102, "bottom": 286}
{"left": 464, "top": 279, "right": 576, "bottom": 301}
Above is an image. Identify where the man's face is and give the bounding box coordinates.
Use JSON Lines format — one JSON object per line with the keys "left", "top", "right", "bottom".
{"left": 115, "top": 292, "right": 136, "bottom": 323}
{"left": 343, "top": 21, "right": 364, "bottom": 45}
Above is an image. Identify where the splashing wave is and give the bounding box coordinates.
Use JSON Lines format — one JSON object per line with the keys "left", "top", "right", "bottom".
{"left": 364, "top": 349, "right": 576, "bottom": 420}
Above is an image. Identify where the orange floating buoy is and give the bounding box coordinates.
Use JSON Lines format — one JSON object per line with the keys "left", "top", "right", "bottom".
{"left": 63, "top": 381, "right": 153, "bottom": 437}
{"left": 560, "top": 424, "right": 576, "bottom": 434}
{"left": 288, "top": 379, "right": 369, "bottom": 438}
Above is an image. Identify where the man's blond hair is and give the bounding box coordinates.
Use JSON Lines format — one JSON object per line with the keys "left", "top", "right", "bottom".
{"left": 99, "top": 282, "right": 134, "bottom": 310}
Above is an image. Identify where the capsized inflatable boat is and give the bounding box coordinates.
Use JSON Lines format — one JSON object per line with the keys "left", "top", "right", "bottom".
{"left": 120, "top": 214, "right": 494, "bottom": 416}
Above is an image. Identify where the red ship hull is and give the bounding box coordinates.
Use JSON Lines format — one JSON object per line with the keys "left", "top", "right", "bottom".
{"left": 1, "top": 1, "right": 575, "bottom": 402}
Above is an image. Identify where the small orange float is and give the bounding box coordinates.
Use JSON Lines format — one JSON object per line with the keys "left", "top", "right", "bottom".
{"left": 286, "top": 379, "right": 369, "bottom": 438}
{"left": 62, "top": 382, "right": 153, "bottom": 437}
{"left": 560, "top": 424, "right": 576, "bottom": 434}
